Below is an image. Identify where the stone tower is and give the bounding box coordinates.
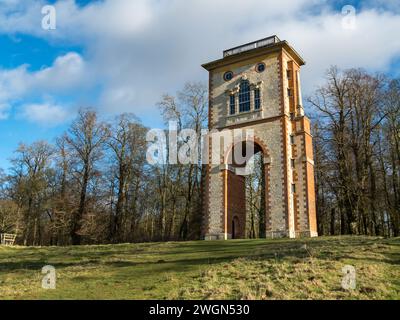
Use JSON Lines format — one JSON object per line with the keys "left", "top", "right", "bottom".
{"left": 201, "top": 36, "right": 317, "bottom": 240}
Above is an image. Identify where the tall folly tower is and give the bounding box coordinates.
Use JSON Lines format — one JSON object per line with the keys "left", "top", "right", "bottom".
{"left": 201, "top": 36, "right": 317, "bottom": 240}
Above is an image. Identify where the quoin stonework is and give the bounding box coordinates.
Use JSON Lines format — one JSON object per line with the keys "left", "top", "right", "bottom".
{"left": 202, "top": 36, "right": 318, "bottom": 240}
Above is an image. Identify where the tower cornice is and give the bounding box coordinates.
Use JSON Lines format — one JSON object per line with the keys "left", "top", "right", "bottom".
{"left": 202, "top": 40, "right": 306, "bottom": 71}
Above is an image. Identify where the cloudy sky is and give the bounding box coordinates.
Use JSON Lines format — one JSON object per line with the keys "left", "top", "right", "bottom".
{"left": 1, "top": 0, "right": 400, "bottom": 169}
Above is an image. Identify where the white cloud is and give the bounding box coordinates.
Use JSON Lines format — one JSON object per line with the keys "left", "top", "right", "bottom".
{"left": 0, "top": 0, "right": 400, "bottom": 121}
{"left": 57, "top": 0, "right": 153, "bottom": 39}
{"left": 33, "top": 52, "right": 88, "bottom": 91}
{"left": 273, "top": 9, "right": 400, "bottom": 94}
{"left": 20, "top": 103, "right": 69, "bottom": 126}
{"left": 0, "top": 1, "right": 44, "bottom": 35}
{"left": 0, "top": 52, "right": 87, "bottom": 96}
{"left": 88, "top": 2, "right": 400, "bottom": 113}
{"left": 0, "top": 65, "right": 29, "bottom": 102}
{"left": 0, "top": 0, "right": 154, "bottom": 40}
{"left": 0, "top": 52, "right": 89, "bottom": 124}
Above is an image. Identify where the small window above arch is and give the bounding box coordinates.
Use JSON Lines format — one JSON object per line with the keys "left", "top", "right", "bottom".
{"left": 256, "top": 63, "right": 266, "bottom": 73}
{"left": 223, "top": 71, "right": 234, "bottom": 81}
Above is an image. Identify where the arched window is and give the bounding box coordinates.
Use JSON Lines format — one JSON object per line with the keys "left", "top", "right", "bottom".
{"left": 239, "top": 80, "right": 251, "bottom": 113}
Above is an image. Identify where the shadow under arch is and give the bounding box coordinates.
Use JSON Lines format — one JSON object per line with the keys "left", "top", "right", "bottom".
{"left": 221, "top": 136, "right": 271, "bottom": 239}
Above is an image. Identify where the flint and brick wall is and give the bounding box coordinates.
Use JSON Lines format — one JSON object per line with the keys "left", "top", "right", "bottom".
{"left": 203, "top": 43, "right": 317, "bottom": 240}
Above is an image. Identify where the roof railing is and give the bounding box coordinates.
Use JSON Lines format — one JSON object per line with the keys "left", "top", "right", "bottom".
{"left": 223, "top": 35, "right": 281, "bottom": 58}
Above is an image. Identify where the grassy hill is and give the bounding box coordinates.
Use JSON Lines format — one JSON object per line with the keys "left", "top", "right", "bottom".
{"left": 0, "top": 236, "right": 399, "bottom": 300}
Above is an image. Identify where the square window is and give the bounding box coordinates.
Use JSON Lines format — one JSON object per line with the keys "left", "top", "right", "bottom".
{"left": 291, "top": 184, "right": 296, "bottom": 193}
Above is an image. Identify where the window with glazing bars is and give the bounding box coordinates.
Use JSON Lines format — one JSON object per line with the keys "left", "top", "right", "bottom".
{"left": 230, "top": 94, "right": 235, "bottom": 115}
{"left": 254, "top": 88, "right": 261, "bottom": 110}
{"left": 239, "top": 80, "right": 251, "bottom": 112}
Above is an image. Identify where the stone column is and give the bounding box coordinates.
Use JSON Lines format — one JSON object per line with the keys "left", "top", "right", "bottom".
{"left": 263, "top": 156, "right": 272, "bottom": 237}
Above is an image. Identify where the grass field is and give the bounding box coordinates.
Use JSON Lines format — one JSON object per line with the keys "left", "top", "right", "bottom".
{"left": 0, "top": 236, "right": 399, "bottom": 300}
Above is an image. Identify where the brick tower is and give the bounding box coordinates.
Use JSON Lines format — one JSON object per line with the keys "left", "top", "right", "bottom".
{"left": 202, "top": 36, "right": 317, "bottom": 240}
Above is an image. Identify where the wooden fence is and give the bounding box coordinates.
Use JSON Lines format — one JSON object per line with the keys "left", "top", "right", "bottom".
{"left": 0, "top": 233, "right": 17, "bottom": 246}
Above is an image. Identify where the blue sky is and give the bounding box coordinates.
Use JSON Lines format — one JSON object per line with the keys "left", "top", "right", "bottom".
{"left": 1, "top": 0, "right": 400, "bottom": 170}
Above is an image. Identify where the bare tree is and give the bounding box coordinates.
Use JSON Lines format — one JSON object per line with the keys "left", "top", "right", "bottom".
{"left": 107, "top": 113, "right": 147, "bottom": 242}
{"left": 65, "top": 109, "right": 109, "bottom": 245}
{"left": 157, "top": 82, "right": 208, "bottom": 240}
{"left": 309, "top": 67, "right": 399, "bottom": 236}
{"left": 8, "top": 141, "right": 54, "bottom": 245}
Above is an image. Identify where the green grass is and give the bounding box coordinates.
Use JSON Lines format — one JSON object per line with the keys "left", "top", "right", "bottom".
{"left": 0, "top": 236, "right": 399, "bottom": 300}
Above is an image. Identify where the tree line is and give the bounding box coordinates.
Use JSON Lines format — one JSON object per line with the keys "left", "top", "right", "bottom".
{"left": 0, "top": 68, "right": 399, "bottom": 246}
{"left": 311, "top": 67, "right": 400, "bottom": 237}
{"left": 0, "top": 82, "right": 207, "bottom": 246}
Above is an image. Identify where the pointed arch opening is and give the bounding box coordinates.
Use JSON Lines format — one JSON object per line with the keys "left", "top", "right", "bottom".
{"left": 223, "top": 138, "right": 270, "bottom": 239}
